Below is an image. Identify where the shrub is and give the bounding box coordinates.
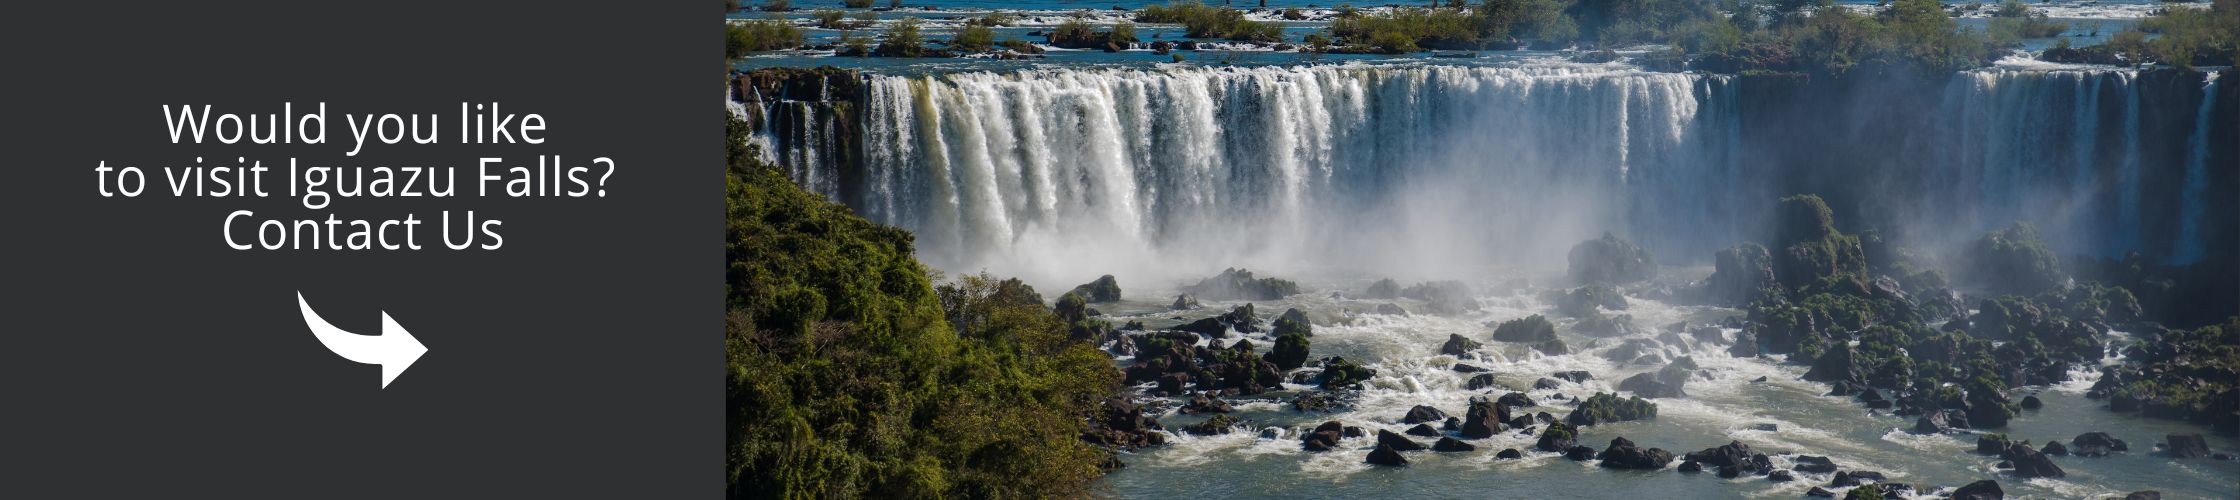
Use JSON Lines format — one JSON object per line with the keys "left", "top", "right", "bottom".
{"left": 812, "top": 8, "right": 847, "bottom": 29}
{"left": 725, "top": 17, "right": 805, "bottom": 58}
{"left": 876, "top": 16, "right": 931, "bottom": 57}
{"left": 953, "top": 24, "right": 997, "bottom": 51}
{"left": 843, "top": 0, "right": 874, "bottom": 7}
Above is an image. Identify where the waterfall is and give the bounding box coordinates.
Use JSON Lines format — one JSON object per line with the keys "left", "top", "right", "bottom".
{"left": 810, "top": 63, "right": 1743, "bottom": 285}
{"left": 2174, "top": 71, "right": 2221, "bottom": 263}
{"left": 742, "top": 63, "right": 2229, "bottom": 287}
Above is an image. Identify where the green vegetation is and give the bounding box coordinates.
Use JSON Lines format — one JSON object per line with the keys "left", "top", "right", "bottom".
{"left": 724, "top": 70, "right": 1125, "bottom": 496}
{"left": 1050, "top": 16, "right": 1145, "bottom": 49}
{"left": 843, "top": 0, "right": 874, "bottom": 7}
{"left": 1565, "top": 392, "right": 1659, "bottom": 425}
{"left": 967, "top": 11, "right": 1021, "bottom": 27}
{"left": 2053, "top": 0, "right": 2239, "bottom": 68}
{"left": 1962, "top": 222, "right": 2064, "bottom": 296}
{"left": 726, "top": 17, "right": 806, "bottom": 58}
{"left": 1987, "top": 0, "right": 2069, "bottom": 45}
{"left": 812, "top": 8, "right": 847, "bottom": 29}
{"left": 876, "top": 17, "right": 935, "bottom": 57}
{"left": 759, "top": 0, "right": 789, "bottom": 12}
{"left": 1137, "top": 1, "right": 1284, "bottom": 41}
{"left": 953, "top": 24, "right": 997, "bottom": 51}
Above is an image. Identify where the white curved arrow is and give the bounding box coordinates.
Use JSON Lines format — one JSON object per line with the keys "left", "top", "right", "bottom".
{"left": 298, "top": 291, "right": 428, "bottom": 389}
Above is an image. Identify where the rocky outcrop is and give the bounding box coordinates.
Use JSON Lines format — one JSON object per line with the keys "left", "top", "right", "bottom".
{"left": 1491, "top": 315, "right": 1567, "bottom": 354}
{"left": 2071, "top": 431, "right": 2128, "bottom": 457}
{"left": 1705, "top": 243, "right": 1778, "bottom": 305}
{"left": 1596, "top": 437, "right": 1675, "bottom": 469}
{"left": 1558, "top": 285, "right": 1630, "bottom": 317}
{"left": 2166, "top": 433, "right": 2211, "bottom": 458}
{"left": 1567, "top": 392, "right": 1658, "bottom": 426}
{"left": 1402, "top": 405, "right": 1448, "bottom": 424}
{"left": 1440, "top": 334, "right": 1483, "bottom": 356}
{"left": 1433, "top": 437, "right": 1476, "bottom": 452}
{"left": 1364, "top": 278, "right": 1401, "bottom": 299}
{"left": 1184, "top": 268, "right": 1299, "bottom": 301}
{"left": 1317, "top": 356, "right": 1376, "bottom": 390}
{"left": 1466, "top": 373, "right": 1500, "bottom": 391}
{"left": 1183, "top": 414, "right": 1241, "bottom": 435}
{"left": 1376, "top": 429, "right": 1428, "bottom": 451}
{"left": 1170, "top": 294, "right": 1200, "bottom": 310}
{"left": 1791, "top": 455, "right": 1836, "bottom": 473}
{"left": 1461, "top": 399, "right": 1510, "bottom": 439}
{"left": 1617, "top": 364, "right": 1691, "bottom": 399}
{"left": 1406, "top": 423, "right": 1441, "bottom": 437}
{"left": 1366, "top": 444, "right": 1409, "bottom": 466}
{"left": 1070, "top": 274, "right": 1121, "bottom": 303}
{"left": 1269, "top": 331, "right": 1311, "bottom": 370}
{"left": 1496, "top": 448, "right": 1523, "bottom": 459}
{"left": 1683, "top": 441, "right": 1771, "bottom": 475}
{"left": 2004, "top": 443, "right": 2065, "bottom": 478}
{"left": 1180, "top": 393, "right": 1233, "bottom": 414}
{"left": 1950, "top": 479, "right": 2003, "bottom": 500}
{"left": 1082, "top": 397, "right": 1167, "bottom": 450}
{"left": 1568, "top": 232, "right": 1659, "bottom": 285}
{"left": 1302, "top": 421, "right": 1346, "bottom": 451}
{"left": 1374, "top": 303, "right": 1409, "bottom": 316}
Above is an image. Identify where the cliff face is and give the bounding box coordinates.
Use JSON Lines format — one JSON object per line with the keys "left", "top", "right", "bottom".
{"left": 732, "top": 67, "right": 866, "bottom": 207}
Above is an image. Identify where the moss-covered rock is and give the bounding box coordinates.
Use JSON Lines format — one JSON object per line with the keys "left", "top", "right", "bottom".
{"left": 1558, "top": 285, "right": 1629, "bottom": 317}
{"left": 1491, "top": 315, "right": 1558, "bottom": 342}
{"left": 1403, "top": 280, "right": 1482, "bottom": 316}
{"left": 1961, "top": 222, "right": 2065, "bottom": 295}
{"left": 1705, "top": 243, "right": 1777, "bottom": 305}
{"left": 1772, "top": 195, "right": 1868, "bottom": 290}
{"left": 1270, "top": 332, "right": 1312, "bottom": 371}
{"left": 1566, "top": 392, "right": 1659, "bottom": 426}
{"left": 1185, "top": 268, "right": 1300, "bottom": 301}
{"left": 1568, "top": 232, "right": 1659, "bottom": 285}
{"left": 1070, "top": 274, "right": 1122, "bottom": 303}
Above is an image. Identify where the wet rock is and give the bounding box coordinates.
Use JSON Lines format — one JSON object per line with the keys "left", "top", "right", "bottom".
{"left": 1184, "top": 268, "right": 1299, "bottom": 301}
{"left": 1376, "top": 429, "right": 1428, "bottom": 451}
{"left": 1157, "top": 372, "right": 1192, "bottom": 395}
{"left": 1170, "top": 293, "right": 1200, "bottom": 310}
{"left": 1536, "top": 422, "right": 1578, "bottom": 451}
{"left": 2122, "top": 491, "right": 2161, "bottom": 500}
{"left": 1496, "top": 448, "right": 1523, "bottom": 459}
{"left": 1558, "top": 285, "right": 1630, "bottom": 317}
{"left": 1950, "top": 479, "right": 2003, "bottom": 500}
{"left": 1508, "top": 415, "right": 1535, "bottom": 429}
{"left": 1684, "top": 441, "right": 1772, "bottom": 476}
{"left": 2005, "top": 443, "right": 2065, "bottom": 478}
{"left": 1180, "top": 393, "right": 1234, "bottom": 414}
{"left": 1912, "top": 410, "right": 1952, "bottom": 434}
{"left": 1806, "top": 486, "right": 1835, "bottom": 498}
{"left": 2020, "top": 395, "right": 2042, "bottom": 409}
{"left": 2071, "top": 432, "right": 2127, "bottom": 456}
{"left": 1705, "top": 243, "right": 1777, "bottom": 304}
{"left": 1433, "top": 437, "right": 1476, "bottom": 452}
{"left": 1403, "top": 280, "right": 1483, "bottom": 315}
{"left": 1466, "top": 372, "right": 1503, "bottom": 390}
{"left": 1830, "top": 470, "right": 1858, "bottom": 487}
{"left": 1363, "top": 278, "right": 1400, "bottom": 299}
{"left": 2040, "top": 440, "right": 2068, "bottom": 456}
{"left": 1753, "top": 423, "right": 1779, "bottom": 432}
{"left": 1565, "top": 445, "right": 1597, "bottom": 460}
{"left": 1443, "top": 416, "right": 1461, "bottom": 431}
{"left": 2166, "top": 433, "right": 2211, "bottom": 458}
{"left": 1366, "top": 443, "right": 1410, "bottom": 466}
{"left": 1269, "top": 331, "right": 1311, "bottom": 370}
{"left": 1402, "top": 405, "right": 1447, "bottom": 424}
{"left": 1578, "top": 312, "right": 1639, "bottom": 338}
{"left": 1568, "top": 232, "right": 1658, "bottom": 285}
{"left": 1792, "top": 455, "right": 1837, "bottom": 473}
{"left": 1976, "top": 434, "right": 2013, "bottom": 455}
{"left": 1183, "top": 414, "right": 1241, "bottom": 435}
{"left": 1846, "top": 471, "right": 1885, "bottom": 481}
{"left": 1344, "top": 426, "right": 1365, "bottom": 438}
{"left": 1453, "top": 363, "right": 1488, "bottom": 373}
{"left": 1374, "top": 303, "right": 1409, "bottom": 316}
{"left": 1070, "top": 274, "right": 1121, "bottom": 302}
{"left": 1617, "top": 367, "right": 1689, "bottom": 399}
{"left": 1406, "top": 423, "right": 1441, "bottom": 437}
{"left": 1302, "top": 422, "right": 1344, "bottom": 451}
{"left": 1259, "top": 427, "right": 1286, "bottom": 439}
{"left": 1536, "top": 411, "right": 1555, "bottom": 423}
{"left": 1554, "top": 370, "right": 1595, "bottom": 383}
{"left": 1462, "top": 399, "right": 1510, "bottom": 439}
{"left": 1596, "top": 437, "right": 1675, "bottom": 469}
{"left": 1678, "top": 460, "right": 1703, "bottom": 472}
{"left": 1083, "top": 397, "right": 1168, "bottom": 450}
{"left": 1493, "top": 315, "right": 1560, "bottom": 342}
{"left": 1497, "top": 392, "right": 1536, "bottom": 408}
{"left": 1291, "top": 392, "right": 1336, "bottom": 413}
{"left": 1441, "top": 333, "right": 1483, "bottom": 356}
{"left": 1317, "top": 356, "right": 1376, "bottom": 390}
{"left": 1768, "top": 470, "right": 1796, "bottom": 482}
{"left": 1534, "top": 377, "right": 1563, "bottom": 390}
{"left": 1728, "top": 330, "right": 1762, "bottom": 358}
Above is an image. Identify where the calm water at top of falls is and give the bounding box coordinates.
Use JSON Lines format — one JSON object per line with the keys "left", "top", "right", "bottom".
{"left": 1075, "top": 274, "right": 2240, "bottom": 499}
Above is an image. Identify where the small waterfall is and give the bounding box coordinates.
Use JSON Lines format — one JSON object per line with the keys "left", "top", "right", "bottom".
{"left": 2174, "top": 71, "right": 2222, "bottom": 263}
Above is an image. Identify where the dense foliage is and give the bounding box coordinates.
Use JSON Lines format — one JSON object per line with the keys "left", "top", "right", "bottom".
{"left": 724, "top": 109, "right": 1122, "bottom": 497}
{"left": 725, "top": 17, "right": 806, "bottom": 58}
{"left": 2049, "top": 0, "right": 2238, "bottom": 68}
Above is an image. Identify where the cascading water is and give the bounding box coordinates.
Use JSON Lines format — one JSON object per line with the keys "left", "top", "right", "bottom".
{"left": 745, "top": 62, "right": 2228, "bottom": 288}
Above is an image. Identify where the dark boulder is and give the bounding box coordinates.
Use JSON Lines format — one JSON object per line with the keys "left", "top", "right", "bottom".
{"left": 1406, "top": 423, "right": 1441, "bottom": 437}
{"left": 1950, "top": 479, "right": 2003, "bottom": 500}
{"left": 1533, "top": 377, "right": 1563, "bottom": 390}
{"left": 1567, "top": 392, "right": 1659, "bottom": 426}
{"left": 1082, "top": 397, "right": 1168, "bottom": 450}
{"left": 1497, "top": 392, "right": 1535, "bottom": 408}
{"left": 1806, "top": 486, "right": 1835, "bottom": 498}
{"left": 1466, "top": 373, "right": 1500, "bottom": 391}
{"left": 1678, "top": 460, "right": 1703, "bottom": 472}
{"left": 1443, "top": 417, "right": 1461, "bottom": 431}
{"left": 1441, "top": 334, "right": 1483, "bottom": 356}
{"left": 1171, "top": 293, "right": 1200, "bottom": 310}
{"left": 1366, "top": 444, "right": 1409, "bottom": 466}
{"left": 1617, "top": 365, "right": 1689, "bottom": 399}
{"left": 2071, "top": 431, "right": 2126, "bottom": 457}
{"left": 1364, "top": 278, "right": 1400, "bottom": 299}
{"left": 1568, "top": 232, "right": 1659, "bottom": 285}
{"left": 1453, "top": 363, "right": 1489, "bottom": 373}
{"left": 1565, "top": 445, "right": 1597, "bottom": 460}
{"left": 1595, "top": 437, "right": 1675, "bottom": 469}
{"left": 2040, "top": 440, "right": 2068, "bottom": 456}
{"left": 1376, "top": 429, "right": 1428, "bottom": 451}
{"left": 1496, "top": 448, "right": 1523, "bottom": 459}
{"left": 1683, "top": 441, "right": 1770, "bottom": 474}
{"left": 1558, "top": 285, "right": 1630, "bottom": 317}
{"left": 1553, "top": 371, "right": 1594, "bottom": 383}
{"left": 2005, "top": 443, "right": 2065, "bottom": 478}
{"left": 1536, "top": 422, "right": 1578, "bottom": 451}
{"left": 1070, "top": 275, "right": 1122, "bottom": 302}
{"left": 1461, "top": 399, "right": 1510, "bottom": 439}
{"left": 1402, "top": 405, "right": 1448, "bottom": 424}
{"left": 1912, "top": 410, "right": 1951, "bottom": 434}
{"left": 1492, "top": 315, "right": 1559, "bottom": 344}
{"left": 2020, "top": 395, "right": 2042, "bottom": 409}
{"left": 1768, "top": 470, "right": 1795, "bottom": 482}
{"left": 1299, "top": 421, "right": 1344, "bottom": 452}
{"left": 1318, "top": 356, "right": 1376, "bottom": 390}
{"left": 2122, "top": 492, "right": 2161, "bottom": 500}
{"left": 1183, "top": 414, "right": 1241, "bottom": 435}
{"left": 1706, "top": 243, "right": 1777, "bottom": 305}
{"left": 1374, "top": 303, "right": 1409, "bottom": 316}
{"left": 1181, "top": 393, "right": 1234, "bottom": 414}
{"left": 2166, "top": 433, "right": 2211, "bottom": 458}
{"left": 1792, "top": 455, "right": 1837, "bottom": 473}
{"left": 1976, "top": 434, "right": 2013, "bottom": 455}
{"left": 1184, "top": 268, "right": 1299, "bottom": 301}
{"left": 1269, "top": 332, "right": 1311, "bottom": 370}
{"left": 1433, "top": 437, "right": 1476, "bottom": 452}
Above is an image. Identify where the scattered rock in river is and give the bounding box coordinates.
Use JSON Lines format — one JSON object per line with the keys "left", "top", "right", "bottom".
{"left": 1402, "top": 405, "right": 1448, "bottom": 424}
{"left": 1170, "top": 294, "right": 1200, "bottom": 310}
{"left": 1949, "top": 479, "right": 2003, "bottom": 500}
{"left": 1376, "top": 429, "right": 1428, "bottom": 451}
{"left": 1301, "top": 421, "right": 1344, "bottom": 452}
{"left": 1433, "top": 437, "right": 1476, "bottom": 452}
{"left": 1406, "top": 424, "right": 1441, "bottom": 437}
{"left": 1440, "top": 334, "right": 1483, "bottom": 356}
{"left": 1596, "top": 437, "right": 1675, "bottom": 469}
{"left": 1496, "top": 448, "right": 1523, "bottom": 459}
{"left": 1366, "top": 444, "right": 1409, "bottom": 466}
{"left": 1791, "top": 455, "right": 1837, "bottom": 473}
{"left": 2166, "top": 433, "right": 2211, "bottom": 458}
{"left": 1180, "top": 393, "right": 1233, "bottom": 414}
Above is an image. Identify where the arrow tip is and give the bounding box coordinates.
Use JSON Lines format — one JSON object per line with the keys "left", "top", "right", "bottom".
{"left": 379, "top": 311, "right": 428, "bottom": 389}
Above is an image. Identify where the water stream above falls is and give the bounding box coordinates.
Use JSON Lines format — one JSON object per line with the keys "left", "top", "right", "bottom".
{"left": 1085, "top": 275, "right": 2240, "bottom": 499}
